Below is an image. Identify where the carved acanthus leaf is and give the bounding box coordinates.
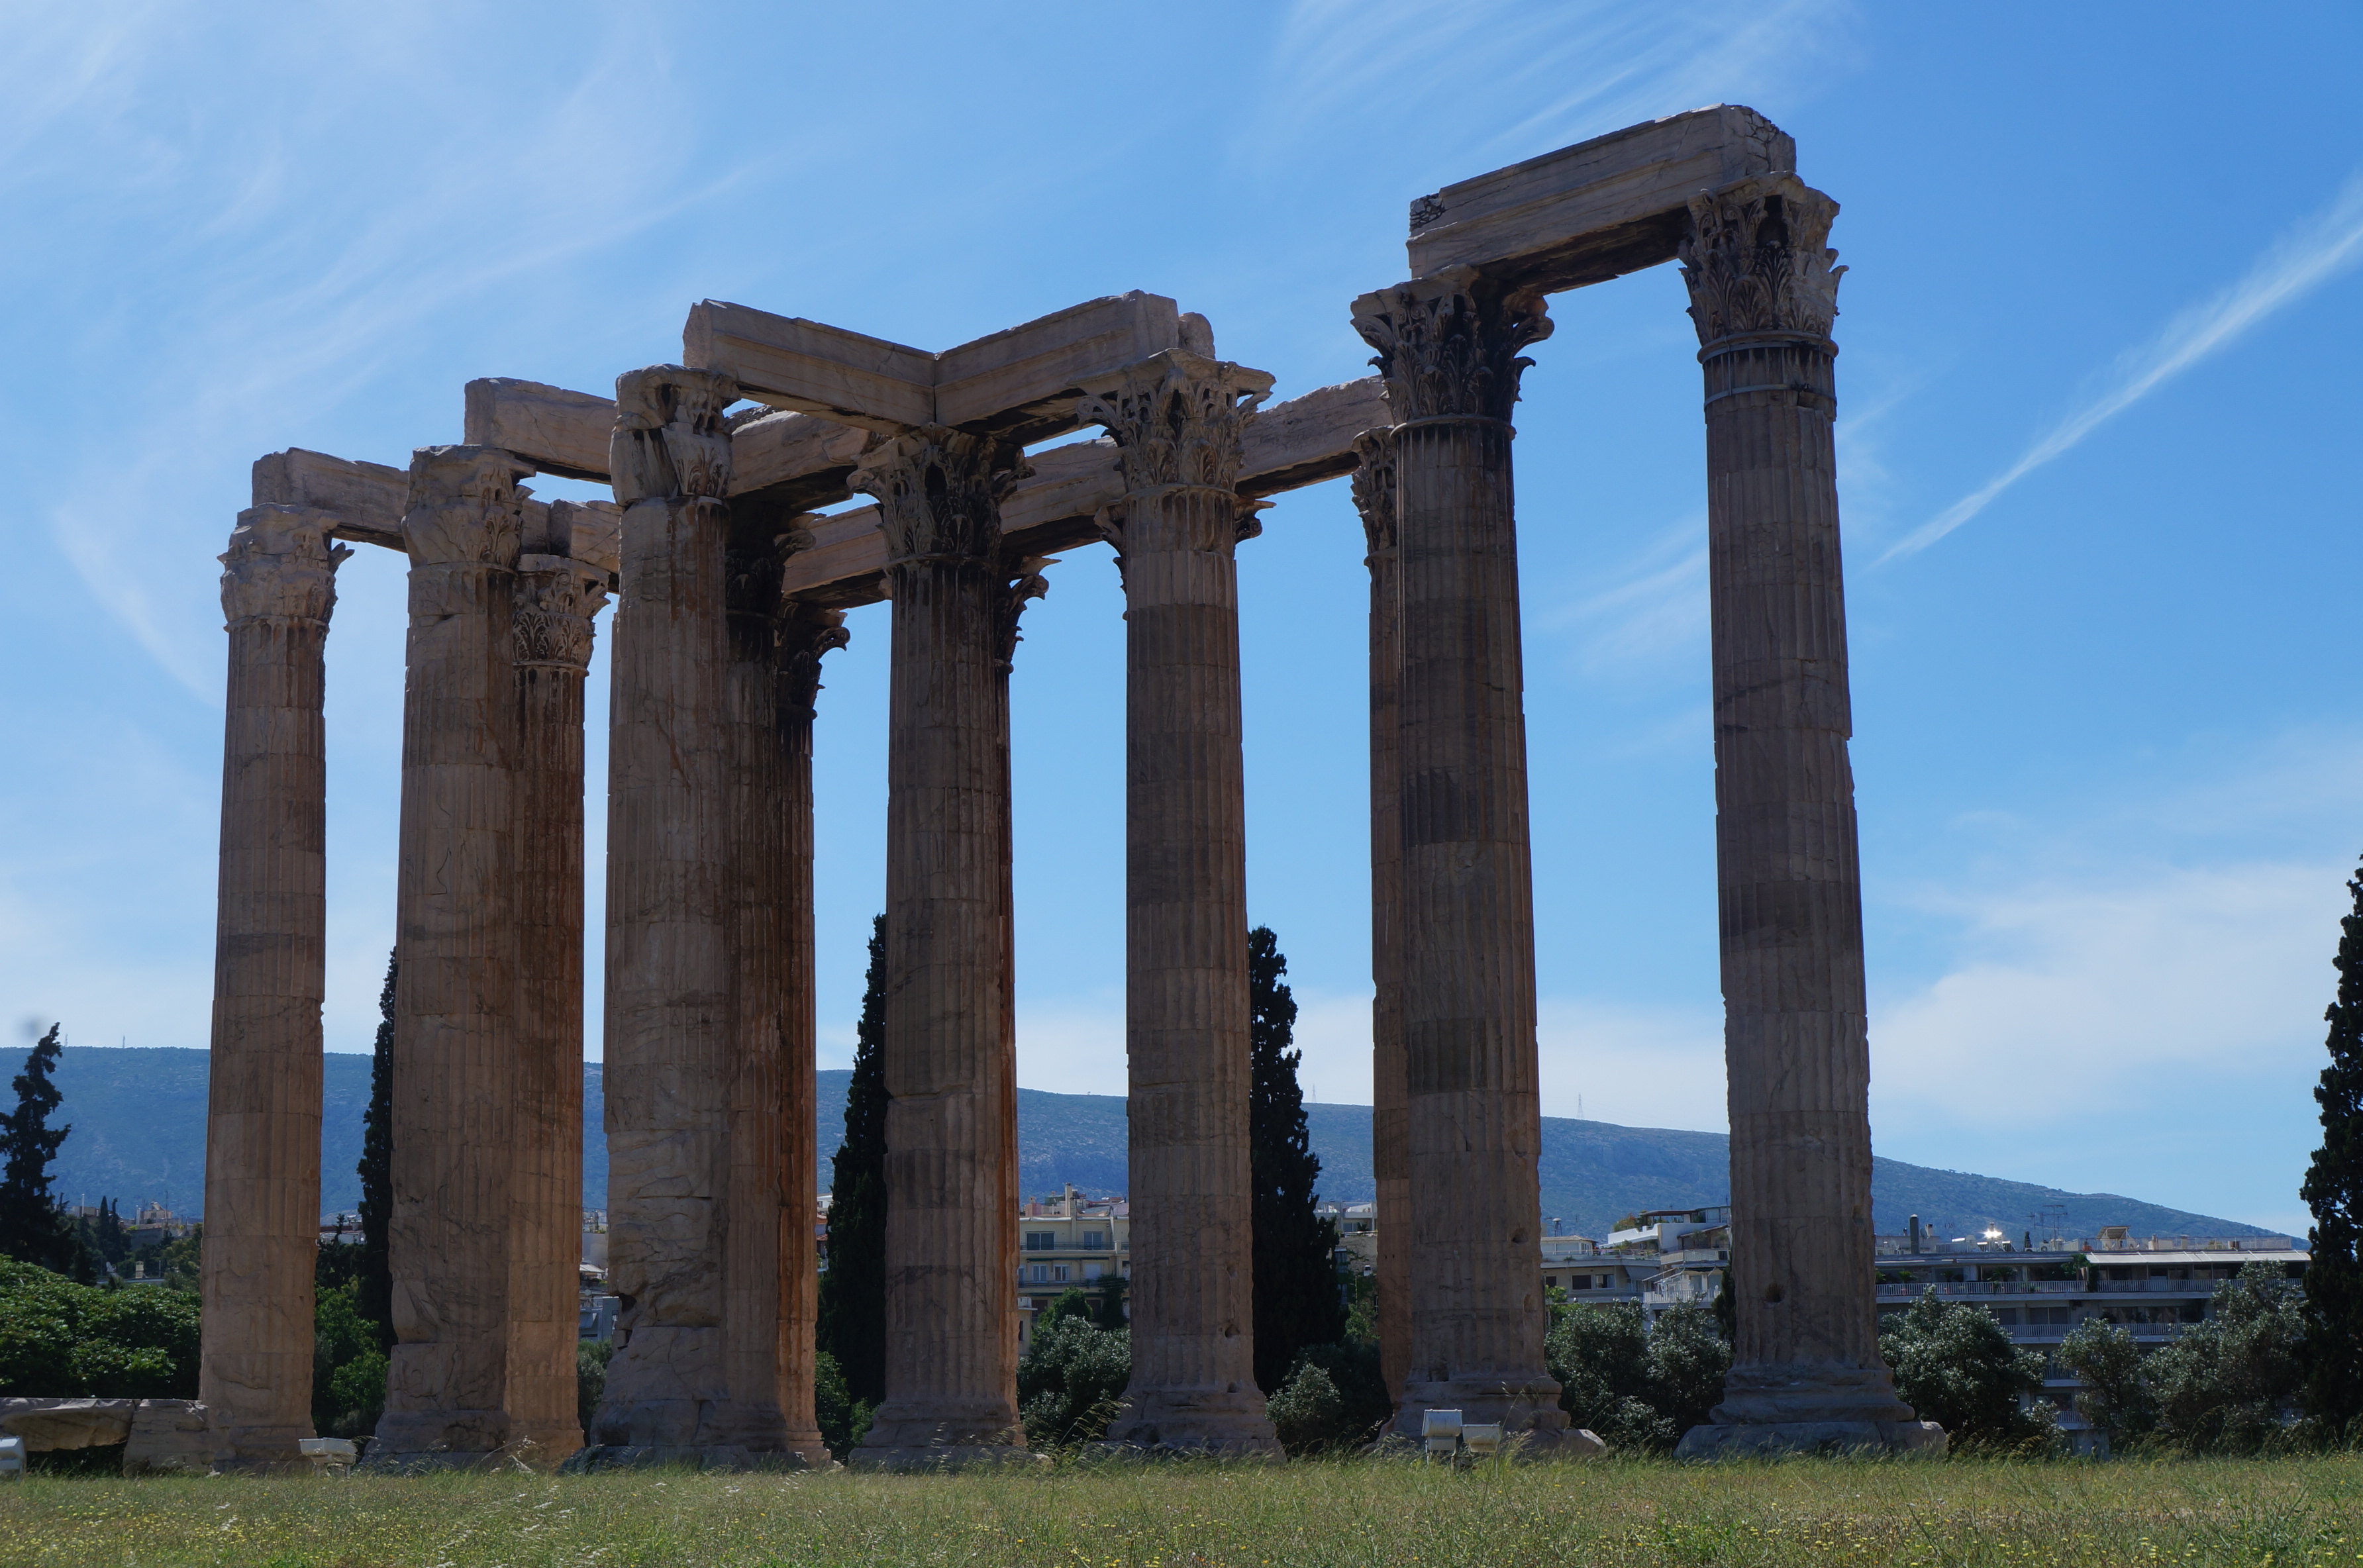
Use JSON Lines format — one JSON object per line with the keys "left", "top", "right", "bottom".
{"left": 1076, "top": 351, "right": 1272, "bottom": 497}
{"left": 1349, "top": 428, "right": 1399, "bottom": 558}
{"left": 778, "top": 600, "right": 851, "bottom": 717}
{"left": 1677, "top": 175, "right": 1844, "bottom": 346}
{"left": 1350, "top": 264, "right": 1552, "bottom": 423}
{"left": 852, "top": 425, "right": 1029, "bottom": 567}
{"left": 220, "top": 505, "right": 351, "bottom": 626}
{"left": 401, "top": 446, "right": 532, "bottom": 569}
{"left": 994, "top": 555, "right": 1051, "bottom": 674}
{"left": 610, "top": 366, "right": 736, "bottom": 503}
{"left": 513, "top": 555, "right": 608, "bottom": 671}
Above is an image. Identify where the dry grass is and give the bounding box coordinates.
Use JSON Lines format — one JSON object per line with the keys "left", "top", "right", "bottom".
{"left": 1, "top": 1451, "right": 2357, "bottom": 1566}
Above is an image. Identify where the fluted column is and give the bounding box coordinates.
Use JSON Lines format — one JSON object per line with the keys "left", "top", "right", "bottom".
{"left": 591, "top": 366, "right": 749, "bottom": 1459}
{"left": 507, "top": 552, "right": 607, "bottom": 1463}
{"left": 1351, "top": 268, "right": 1569, "bottom": 1443}
{"left": 776, "top": 596, "right": 848, "bottom": 1465}
{"left": 374, "top": 446, "right": 534, "bottom": 1466}
{"left": 1348, "top": 431, "right": 1411, "bottom": 1407}
{"left": 1672, "top": 176, "right": 1925, "bottom": 1448}
{"left": 201, "top": 505, "right": 348, "bottom": 1468}
{"left": 1081, "top": 353, "right": 1282, "bottom": 1456}
{"left": 850, "top": 426, "right": 1033, "bottom": 1469}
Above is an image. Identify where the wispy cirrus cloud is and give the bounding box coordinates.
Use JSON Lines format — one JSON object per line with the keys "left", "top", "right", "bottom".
{"left": 1882, "top": 172, "right": 2363, "bottom": 564}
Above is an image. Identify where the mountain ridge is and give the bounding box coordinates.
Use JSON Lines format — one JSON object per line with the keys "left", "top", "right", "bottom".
{"left": 19, "top": 1047, "right": 2284, "bottom": 1245}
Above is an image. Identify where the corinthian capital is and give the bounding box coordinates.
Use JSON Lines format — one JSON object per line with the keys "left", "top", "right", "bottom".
{"left": 1348, "top": 428, "right": 1397, "bottom": 559}
{"left": 851, "top": 425, "right": 1028, "bottom": 567}
{"left": 611, "top": 366, "right": 736, "bottom": 503}
{"left": 1076, "top": 352, "right": 1274, "bottom": 496}
{"left": 1350, "top": 265, "right": 1552, "bottom": 423}
{"left": 1678, "top": 175, "right": 1844, "bottom": 346}
{"left": 513, "top": 555, "right": 609, "bottom": 672}
{"left": 778, "top": 599, "right": 851, "bottom": 718}
{"left": 401, "top": 446, "right": 532, "bottom": 568}
{"left": 220, "top": 505, "right": 351, "bottom": 627}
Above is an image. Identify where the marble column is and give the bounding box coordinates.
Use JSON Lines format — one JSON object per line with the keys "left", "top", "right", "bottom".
{"left": 1670, "top": 175, "right": 1935, "bottom": 1455}
{"left": 776, "top": 595, "right": 849, "bottom": 1465}
{"left": 849, "top": 426, "right": 1033, "bottom": 1469}
{"left": 1081, "top": 353, "right": 1282, "bottom": 1457}
{"left": 591, "top": 366, "right": 750, "bottom": 1460}
{"left": 1348, "top": 430, "right": 1411, "bottom": 1408}
{"left": 507, "top": 550, "right": 608, "bottom": 1462}
{"left": 373, "top": 446, "right": 534, "bottom": 1466}
{"left": 1351, "top": 268, "right": 1572, "bottom": 1444}
{"left": 201, "top": 505, "right": 348, "bottom": 1468}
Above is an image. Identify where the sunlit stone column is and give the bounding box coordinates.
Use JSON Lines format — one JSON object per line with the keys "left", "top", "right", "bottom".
{"left": 1081, "top": 353, "right": 1282, "bottom": 1457}
{"left": 1352, "top": 268, "right": 1573, "bottom": 1446}
{"left": 1348, "top": 429, "right": 1411, "bottom": 1408}
{"left": 850, "top": 427, "right": 1034, "bottom": 1469}
{"left": 1671, "top": 176, "right": 1938, "bottom": 1456}
{"left": 590, "top": 367, "right": 749, "bottom": 1461}
{"left": 201, "top": 505, "right": 348, "bottom": 1469}
{"left": 507, "top": 550, "right": 608, "bottom": 1463}
{"left": 373, "top": 446, "right": 534, "bottom": 1467}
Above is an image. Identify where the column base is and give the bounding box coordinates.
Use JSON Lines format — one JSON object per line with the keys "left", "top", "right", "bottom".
{"left": 854, "top": 1398, "right": 1036, "bottom": 1470}
{"left": 1390, "top": 1375, "right": 1573, "bottom": 1444}
{"left": 503, "top": 1423, "right": 586, "bottom": 1472}
{"left": 1674, "top": 1420, "right": 1948, "bottom": 1460}
{"left": 1707, "top": 1361, "right": 1919, "bottom": 1426}
{"left": 1100, "top": 1386, "right": 1282, "bottom": 1459}
{"left": 358, "top": 1409, "right": 519, "bottom": 1473}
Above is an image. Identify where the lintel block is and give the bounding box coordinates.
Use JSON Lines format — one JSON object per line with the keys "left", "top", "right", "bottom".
{"left": 462, "top": 379, "right": 616, "bottom": 482}
{"left": 684, "top": 303, "right": 934, "bottom": 430}
{"left": 251, "top": 448, "right": 407, "bottom": 551}
{"left": 933, "top": 293, "right": 1182, "bottom": 438}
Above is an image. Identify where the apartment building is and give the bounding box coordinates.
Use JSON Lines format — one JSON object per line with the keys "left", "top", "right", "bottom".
{"left": 1015, "top": 1185, "right": 1131, "bottom": 1349}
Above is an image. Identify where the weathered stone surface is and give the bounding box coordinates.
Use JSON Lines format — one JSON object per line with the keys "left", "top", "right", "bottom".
{"left": 123, "top": 1400, "right": 213, "bottom": 1474}
{"left": 465, "top": 377, "right": 617, "bottom": 481}
{"left": 1405, "top": 105, "right": 1793, "bottom": 292}
{"left": 203, "top": 505, "right": 348, "bottom": 1467}
{"left": 850, "top": 427, "right": 1033, "bottom": 1467}
{"left": 1673, "top": 175, "right": 1918, "bottom": 1438}
{"left": 1238, "top": 377, "right": 1391, "bottom": 497}
{"left": 1350, "top": 431, "right": 1410, "bottom": 1406}
{"left": 729, "top": 410, "right": 872, "bottom": 502}
{"left": 372, "top": 445, "right": 534, "bottom": 1467}
{"left": 251, "top": 449, "right": 407, "bottom": 550}
{"left": 0, "top": 1398, "right": 136, "bottom": 1450}
{"left": 593, "top": 368, "right": 744, "bottom": 1454}
{"left": 1081, "top": 354, "right": 1281, "bottom": 1457}
{"left": 684, "top": 305, "right": 935, "bottom": 430}
{"left": 1353, "top": 270, "right": 1570, "bottom": 1446}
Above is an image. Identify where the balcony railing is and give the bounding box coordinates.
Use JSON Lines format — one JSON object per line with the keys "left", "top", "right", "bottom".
{"left": 1875, "top": 1280, "right": 2085, "bottom": 1297}
{"left": 2088, "top": 1277, "right": 2220, "bottom": 1293}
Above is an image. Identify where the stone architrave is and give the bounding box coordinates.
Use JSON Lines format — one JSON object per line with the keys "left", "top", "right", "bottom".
{"left": 1351, "top": 268, "right": 1574, "bottom": 1446}
{"left": 774, "top": 592, "right": 849, "bottom": 1466}
{"left": 201, "top": 505, "right": 348, "bottom": 1469}
{"left": 1079, "top": 353, "right": 1282, "bottom": 1457}
{"left": 590, "top": 366, "right": 755, "bottom": 1463}
{"left": 713, "top": 534, "right": 838, "bottom": 1469}
{"left": 508, "top": 551, "right": 609, "bottom": 1463}
{"left": 372, "top": 446, "right": 535, "bottom": 1467}
{"left": 1670, "top": 176, "right": 1940, "bottom": 1457}
{"left": 1348, "top": 430, "right": 1411, "bottom": 1406}
{"left": 848, "top": 426, "right": 1035, "bottom": 1469}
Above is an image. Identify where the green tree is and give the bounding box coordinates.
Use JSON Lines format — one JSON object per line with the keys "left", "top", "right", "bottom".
{"left": 2056, "top": 1317, "right": 2157, "bottom": 1449}
{"left": 1878, "top": 1289, "right": 2054, "bottom": 1450}
{"left": 1248, "top": 925, "right": 1342, "bottom": 1393}
{"left": 814, "top": 1349, "right": 872, "bottom": 1459}
{"left": 1017, "top": 1292, "right": 1130, "bottom": 1449}
{"left": 312, "top": 1279, "right": 386, "bottom": 1437}
{"left": 356, "top": 951, "right": 396, "bottom": 1348}
{"left": 0, "top": 1257, "right": 200, "bottom": 1397}
{"left": 818, "top": 914, "right": 889, "bottom": 1405}
{"left": 0, "top": 1024, "right": 77, "bottom": 1273}
{"left": 2305, "top": 855, "right": 2363, "bottom": 1432}
{"left": 1546, "top": 1300, "right": 1733, "bottom": 1451}
{"left": 2149, "top": 1260, "right": 2307, "bottom": 1453}
{"left": 1276, "top": 1339, "right": 1391, "bottom": 1451}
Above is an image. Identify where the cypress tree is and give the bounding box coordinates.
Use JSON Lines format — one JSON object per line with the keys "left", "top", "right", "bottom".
{"left": 818, "top": 914, "right": 890, "bottom": 1404}
{"left": 0, "top": 1024, "right": 75, "bottom": 1271}
{"left": 356, "top": 952, "right": 397, "bottom": 1348}
{"left": 2304, "top": 856, "right": 2363, "bottom": 1431}
{"left": 1248, "top": 925, "right": 1344, "bottom": 1393}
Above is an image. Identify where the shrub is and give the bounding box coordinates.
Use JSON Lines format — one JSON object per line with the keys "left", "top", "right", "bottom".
{"left": 2148, "top": 1261, "right": 2305, "bottom": 1453}
{"left": 577, "top": 1338, "right": 612, "bottom": 1434}
{"left": 1879, "top": 1289, "right": 2055, "bottom": 1451}
{"left": 815, "top": 1349, "right": 872, "bottom": 1459}
{"left": 1017, "top": 1306, "right": 1129, "bottom": 1449}
{"left": 1546, "top": 1300, "right": 1732, "bottom": 1452}
{"left": 312, "top": 1279, "right": 386, "bottom": 1436}
{"left": 0, "top": 1257, "right": 198, "bottom": 1398}
{"left": 2056, "top": 1318, "right": 2157, "bottom": 1449}
{"left": 1266, "top": 1362, "right": 1346, "bottom": 1453}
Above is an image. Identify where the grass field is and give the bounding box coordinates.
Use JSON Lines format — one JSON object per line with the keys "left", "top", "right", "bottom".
{"left": 1, "top": 1453, "right": 2356, "bottom": 1567}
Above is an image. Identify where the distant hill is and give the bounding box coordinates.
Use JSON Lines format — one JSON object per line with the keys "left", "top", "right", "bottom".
{"left": 21, "top": 1046, "right": 2284, "bottom": 1244}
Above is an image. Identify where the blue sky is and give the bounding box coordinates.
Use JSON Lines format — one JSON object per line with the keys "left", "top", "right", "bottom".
{"left": 3, "top": 3, "right": 2356, "bottom": 1235}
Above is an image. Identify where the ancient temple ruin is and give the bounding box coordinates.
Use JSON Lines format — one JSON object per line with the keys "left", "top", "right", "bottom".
{"left": 200, "top": 104, "right": 1937, "bottom": 1469}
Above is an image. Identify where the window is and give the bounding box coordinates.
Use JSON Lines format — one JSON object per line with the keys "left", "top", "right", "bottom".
{"left": 1028, "top": 1264, "right": 1048, "bottom": 1283}
{"left": 1052, "top": 1265, "right": 1070, "bottom": 1283}
{"left": 1025, "top": 1232, "right": 1056, "bottom": 1252}
{"left": 2028, "top": 1306, "right": 2072, "bottom": 1326}
{"left": 1081, "top": 1231, "right": 1107, "bottom": 1251}
{"left": 1083, "top": 1263, "right": 1103, "bottom": 1280}
{"left": 1597, "top": 1275, "right": 1613, "bottom": 1289}
{"left": 1544, "top": 1276, "right": 1559, "bottom": 1290}
{"left": 1571, "top": 1275, "right": 1592, "bottom": 1291}
{"left": 1989, "top": 1307, "right": 2019, "bottom": 1326}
